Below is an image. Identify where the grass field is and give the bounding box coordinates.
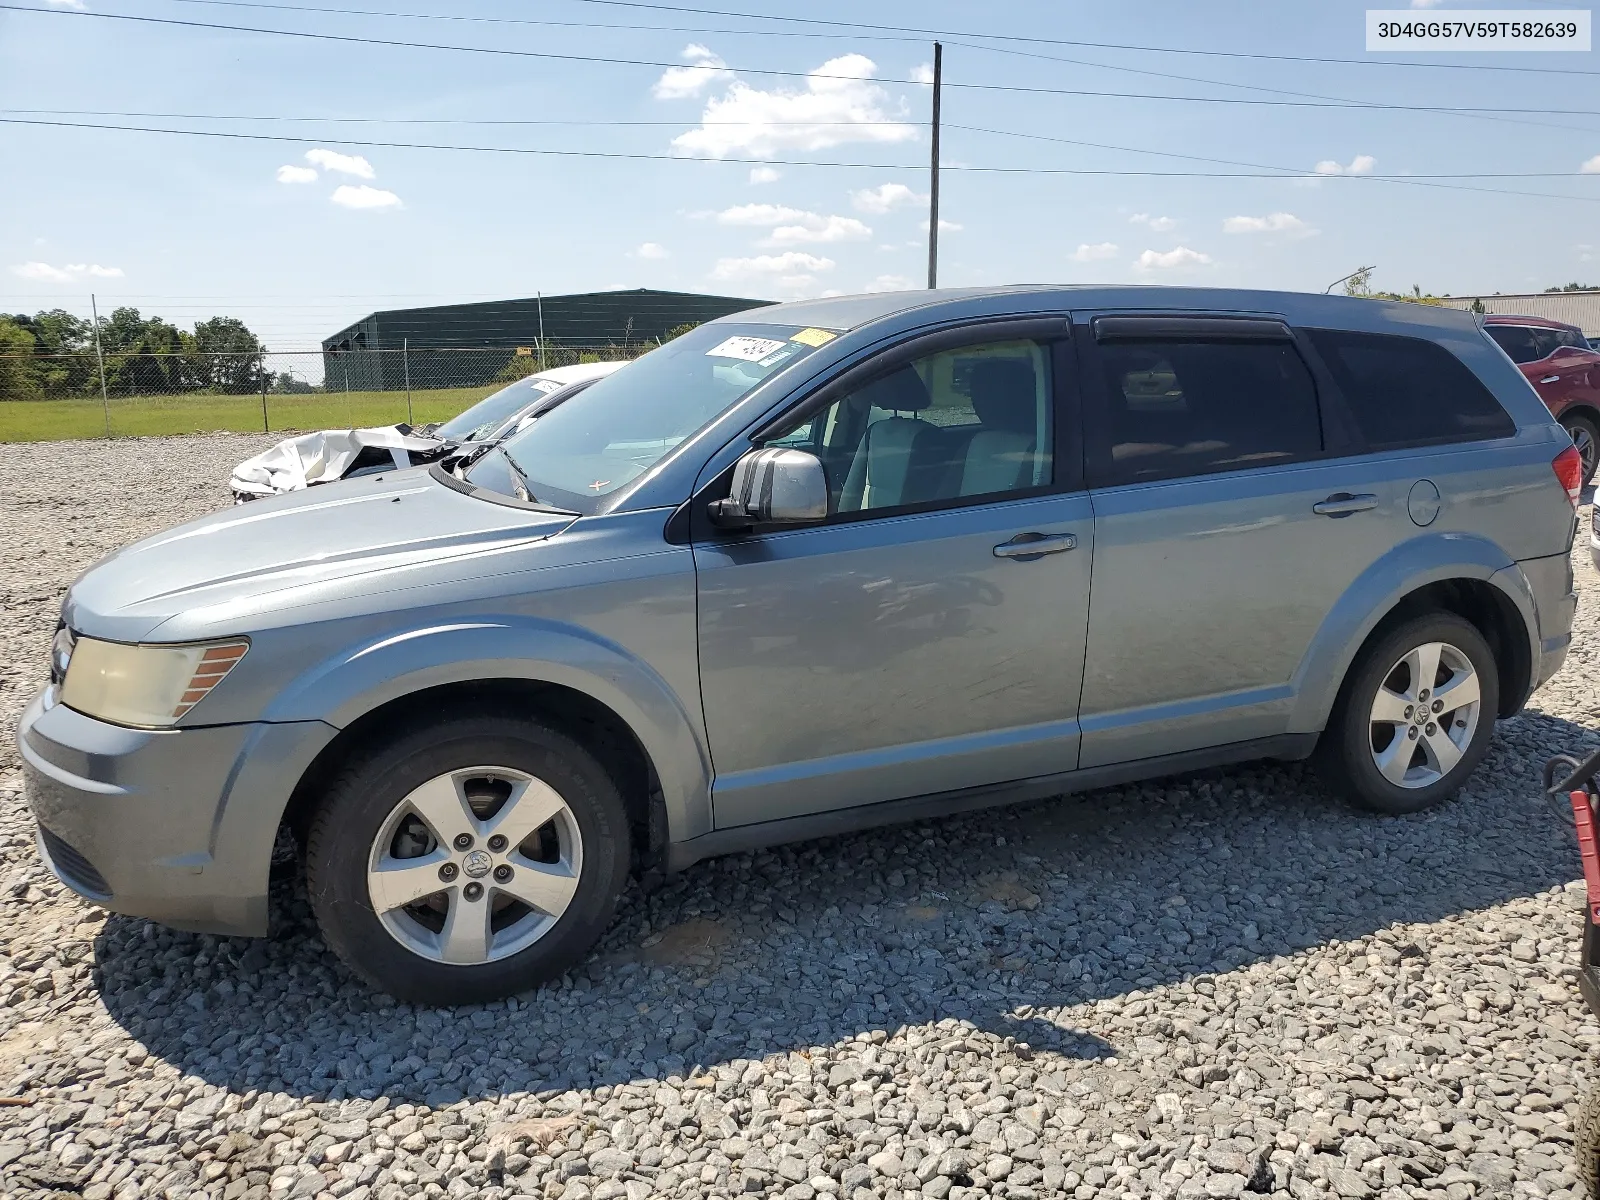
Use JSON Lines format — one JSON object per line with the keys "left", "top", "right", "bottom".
{"left": 0, "top": 386, "right": 501, "bottom": 442}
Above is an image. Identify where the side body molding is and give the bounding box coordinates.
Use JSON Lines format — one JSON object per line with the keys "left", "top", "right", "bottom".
{"left": 258, "top": 617, "right": 716, "bottom": 844}
{"left": 1287, "top": 532, "right": 1538, "bottom": 732}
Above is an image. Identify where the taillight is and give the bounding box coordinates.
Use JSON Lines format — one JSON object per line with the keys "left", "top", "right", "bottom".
{"left": 1554, "top": 443, "right": 1583, "bottom": 511}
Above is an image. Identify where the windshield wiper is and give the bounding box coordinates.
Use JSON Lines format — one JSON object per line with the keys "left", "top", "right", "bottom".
{"left": 497, "top": 446, "right": 539, "bottom": 503}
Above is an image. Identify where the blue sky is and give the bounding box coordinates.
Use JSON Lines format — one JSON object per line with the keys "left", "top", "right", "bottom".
{"left": 2, "top": 0, "right": 1599, "bottom": 349}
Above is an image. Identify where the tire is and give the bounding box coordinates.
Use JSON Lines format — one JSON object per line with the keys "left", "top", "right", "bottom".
{"left": 1564, "top": 412, "right": 1600, "bottom": 487}
{"left": 1317, "top": 612, "right": 1499, "bottom": 815}
{"left": 304, "top": 712, "right": 631, "bottom": 1004}
{"left": 1579, "top": 1081, "right": 1600, "bottom": 1200}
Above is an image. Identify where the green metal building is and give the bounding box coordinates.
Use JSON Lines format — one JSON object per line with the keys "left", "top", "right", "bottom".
{"left": 321, "top": 288, "right": 772, "bottom": 390}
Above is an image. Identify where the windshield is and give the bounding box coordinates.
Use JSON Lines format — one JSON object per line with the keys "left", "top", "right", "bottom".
{"left": 435, "top": 374, "right": 564, "bottom": 442}
{"left": 463, "top": 322, "right": 837, "bottom": 511}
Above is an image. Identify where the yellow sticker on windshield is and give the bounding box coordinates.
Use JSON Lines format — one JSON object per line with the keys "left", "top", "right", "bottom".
{"left": 790, "top": 327, "right": 837, "bottom": 347}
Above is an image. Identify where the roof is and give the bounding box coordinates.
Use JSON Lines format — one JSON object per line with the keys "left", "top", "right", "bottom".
{"left": 718, "top": 285, "right": 1485, "bottom": 337}
{"left": 1482, "top": 313, "right": 1582, "bottom": 331}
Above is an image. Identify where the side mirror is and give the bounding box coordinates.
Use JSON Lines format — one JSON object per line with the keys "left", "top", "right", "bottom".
{"left": 708, "top": 447, "right": 828, "bottom": 529}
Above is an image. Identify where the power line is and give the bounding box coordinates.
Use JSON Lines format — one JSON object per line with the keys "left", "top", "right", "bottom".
{"left": 8, "top": 107, "right": 1588, "bottom": 184}
{"left": 0, "top": 109, "right": 916, "bottom": 127}
{"left": 165, "top": 0, "right": 1600, "bottom": 77}
{"left": 8, "top": 117, "right": 1599, "bottom": 206}
{"left": 10, "top": 6, "right": 1600, "bottom": 118}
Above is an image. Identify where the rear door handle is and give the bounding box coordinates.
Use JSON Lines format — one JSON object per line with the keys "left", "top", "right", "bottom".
{"left": 1541, "top": 375, "right": 1562, "bottom": 384}
{"left": 994, "top": 533, "right": 1077, "bottom": 559}
{"left": 1312, "top": 492, "right": 1379, "bottom": 518}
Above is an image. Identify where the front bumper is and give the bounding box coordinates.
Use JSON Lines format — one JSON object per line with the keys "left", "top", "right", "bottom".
{"left": 17, "top": 688, "right": 337, "bottom": 937}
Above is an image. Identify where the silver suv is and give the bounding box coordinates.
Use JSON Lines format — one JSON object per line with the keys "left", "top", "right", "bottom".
{"left": 19, "top": 287, "right": 1581, "bottom": 1003}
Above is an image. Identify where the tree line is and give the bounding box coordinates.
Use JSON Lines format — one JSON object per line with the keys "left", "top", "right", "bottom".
{"left": 0, "top": 308, "right": 268, "bottom": 400}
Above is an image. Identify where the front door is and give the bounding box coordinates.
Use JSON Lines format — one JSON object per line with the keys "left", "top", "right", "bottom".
{"left": 693, "top": 329, "right": 1094, "bottom": 829}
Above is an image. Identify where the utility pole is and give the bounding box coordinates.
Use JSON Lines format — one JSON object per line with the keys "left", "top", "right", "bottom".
{"left": 536, "top": 291, "right": 548, "bottom": 370}
{"left": 927, "top": 41, "right": 943, "bottom": 290}
{"left": 89, "top": 293, "right": 111, "bottom": 439}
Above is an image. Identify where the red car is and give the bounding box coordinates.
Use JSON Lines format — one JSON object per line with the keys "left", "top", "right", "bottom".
{"left": 1483, "top": 313, "right": 1600, "bottom": 482}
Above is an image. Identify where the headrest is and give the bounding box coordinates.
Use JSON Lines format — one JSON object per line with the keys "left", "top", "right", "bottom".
{"left": 969, "top": 359, "right": 1038, "bottom": 434}
{"left": 858, "top": 365, "right": 932, "bottom": 413}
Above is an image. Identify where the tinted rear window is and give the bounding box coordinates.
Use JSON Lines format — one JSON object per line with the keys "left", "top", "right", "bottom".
{"left": 1308, "top": 329, "right": 1515, "bottom": 449}
{"left": 1485, "top": 323, "right": 1586, "bottom": 364}
{"left": 1093, "top": 340, "right": 1322, "bottom": 484}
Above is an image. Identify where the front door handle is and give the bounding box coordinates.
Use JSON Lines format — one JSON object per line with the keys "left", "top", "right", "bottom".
{"left": 1541, "top": 374, "right": 1562, "bottom": 384}
{"left": 994, "top": 532, "right": 1077, "bottom": 559}
{"left": 1312, "top": 492, "right": 1379, "bottom": 518}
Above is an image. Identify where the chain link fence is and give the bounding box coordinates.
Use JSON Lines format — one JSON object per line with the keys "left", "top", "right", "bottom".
{"left": 0, "top": 343, "right": 651, "bottom": 442}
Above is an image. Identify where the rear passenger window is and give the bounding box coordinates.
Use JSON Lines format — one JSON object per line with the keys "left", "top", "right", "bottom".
{"left": 1092, "top": 340, "right": 1322, "bottom": 485}
{"left": 1308, "top": 329, "right": 1515, "bottom": 449}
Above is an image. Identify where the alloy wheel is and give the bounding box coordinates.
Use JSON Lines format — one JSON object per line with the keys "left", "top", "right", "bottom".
{"left": 1367, "top": 641, "right": 1481, "bottom": 789}
{"left": 366, "top": 765, "right": 583, "bottom": 965}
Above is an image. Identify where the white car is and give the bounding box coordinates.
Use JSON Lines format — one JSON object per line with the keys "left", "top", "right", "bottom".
{"left": 230, "top": 360, "right": 627, "bottom": 501}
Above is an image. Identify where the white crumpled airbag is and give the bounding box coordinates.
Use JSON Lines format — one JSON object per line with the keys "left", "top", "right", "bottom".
{"left": 230, "top": 426, "right": 445, "bottom": 498}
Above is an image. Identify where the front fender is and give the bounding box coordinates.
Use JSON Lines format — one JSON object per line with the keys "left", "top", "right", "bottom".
{"left": 1287, "top": 532, "right": 1537, "bottom": 732}
{"left": 260, "top": 617, "right": 714, "bottom": 842}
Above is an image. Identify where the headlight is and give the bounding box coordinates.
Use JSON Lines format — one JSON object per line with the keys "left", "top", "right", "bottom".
{"left": 60, "top": 637, "right": 249, "bottom": 728}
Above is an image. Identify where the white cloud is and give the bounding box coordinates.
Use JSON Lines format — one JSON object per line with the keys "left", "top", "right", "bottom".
{"left": 852, "top": 182, "right": 927, "bottom": 213}
{"left": 1135, "top": 246, "right": 1213, "bottom": 270}
{"left": 919, "top": 218, "right": 962, "bottom": 233}
{"left": 1071, "top": 241, "right": 1119, "bottom": 262}
{"left": 305, "top": 148, "right": 376, "bottom": 179}
{"left": 867, "top": 274, "right": 917, "bottom": 291}
{"left": 43, "top": 0, "right": 85, "bottom": 8}
{"left": 748, "top": 166, "right": 781, "bottom": 184}
{"left": 652, "top": 43, "right": 728, "bottom": 100}
{"left": 909, "top": 62, "right": 935, "bottom": 84}
{"left": 714, "top": 203, "right": 813, "bottom": 226}
{"left": 633, "top": 242, "right": 669, "bottom": 259}
{"left": 10, "top": 261, "right": 122, "bottom": 282}
{"left": 710, "top": 251, "right": 835, "bottom": 288}
{"left": 1581, "top": 155, "right": 1600, "bottom": 174}
{"left": 671, "top": 53, "right": 918, "bottom": 157}
{"left": 768, "top": 215, "right": 872, "bottom": 245}
{"left": 276, "top": 164, "right": 318, "bottom": 184}
{"left": 1410, "top": 0, "right": 1444, "bottom": 7}
{"left": 1130, "top": 213, "right": 1177, "bottom": 232}
{"left": 1222, "top": 212, "right": 1309, "bottom": 234}
{"left": 1314, "top": 154, "right": 1376, "bottom": 176}
{"left": 331, "top": 184, "right": 401, "bottom": 210}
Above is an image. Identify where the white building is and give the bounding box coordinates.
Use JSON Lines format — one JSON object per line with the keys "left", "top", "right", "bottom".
{"left": 1439, "top": 291, "right": 1600, "bottom": 335}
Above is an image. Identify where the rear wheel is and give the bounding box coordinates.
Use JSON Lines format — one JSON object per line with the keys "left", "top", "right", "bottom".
{"left": 305, "top": 713, "right": 630, "bottom": 1004}
{"left": 1563, "top": 412, "right": 1600, "bottom": 486}
{"left": 1318, "top": 612, "right": 1498, "bottom": 815}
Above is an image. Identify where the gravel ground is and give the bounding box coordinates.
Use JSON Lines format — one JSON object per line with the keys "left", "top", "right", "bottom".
{"left": 1, "top": 434, "right": 1599, "bottom": 1200}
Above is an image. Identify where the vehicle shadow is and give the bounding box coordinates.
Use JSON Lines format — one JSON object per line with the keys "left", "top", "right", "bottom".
{"left": 91, "top": 705, "right": 1595, "bottom": 1105}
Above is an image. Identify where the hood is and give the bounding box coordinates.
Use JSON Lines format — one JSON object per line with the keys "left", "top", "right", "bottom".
{"left": 65, "top": 470, "right": 577, "bottom": 642}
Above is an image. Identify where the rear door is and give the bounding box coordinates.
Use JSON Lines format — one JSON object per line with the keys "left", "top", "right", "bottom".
{"left": 1076, "top": 315, "right": 1402, "bottom": 767}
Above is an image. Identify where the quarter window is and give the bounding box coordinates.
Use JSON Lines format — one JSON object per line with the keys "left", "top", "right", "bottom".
{"left": 765, "top": 339, "right": 1053, "bottom": 515}
{"left": 1091, "top": 340, "right": 1322, "bottom": 485}
{"left": 1309, "top": 328, "right": 1515, "bottom": 449}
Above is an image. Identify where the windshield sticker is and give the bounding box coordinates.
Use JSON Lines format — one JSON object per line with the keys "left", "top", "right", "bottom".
{"left": 705, "top": 335, "right": 788, "bottom": 362}
{"left": 529, "top": 379, "right": 563, "bottom": 394}
{"left": 789, "top": 327, "right": 837, "bottom": 347}
{"left": 757, "top": 345, "right": 803, "bottom": 367}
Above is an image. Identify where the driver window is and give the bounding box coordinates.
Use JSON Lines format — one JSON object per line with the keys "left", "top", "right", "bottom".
{"left": 767, "top": 339, "right": 1053, "bottom": 515}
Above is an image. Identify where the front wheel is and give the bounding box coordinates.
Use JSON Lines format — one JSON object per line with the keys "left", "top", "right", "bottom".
{"left": 1564, "top": 412, "right": 1600, "bottom": 486}
{"left": 1318, "top": 612, "right": 1499, "bottom": 815}
{"left": 304, "top": 713, "right": 631, "bottom": 1004}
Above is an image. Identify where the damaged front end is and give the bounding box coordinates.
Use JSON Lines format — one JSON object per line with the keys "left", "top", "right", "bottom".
{"left": 230, "top": 425, "right": 456, "bottom": 502}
